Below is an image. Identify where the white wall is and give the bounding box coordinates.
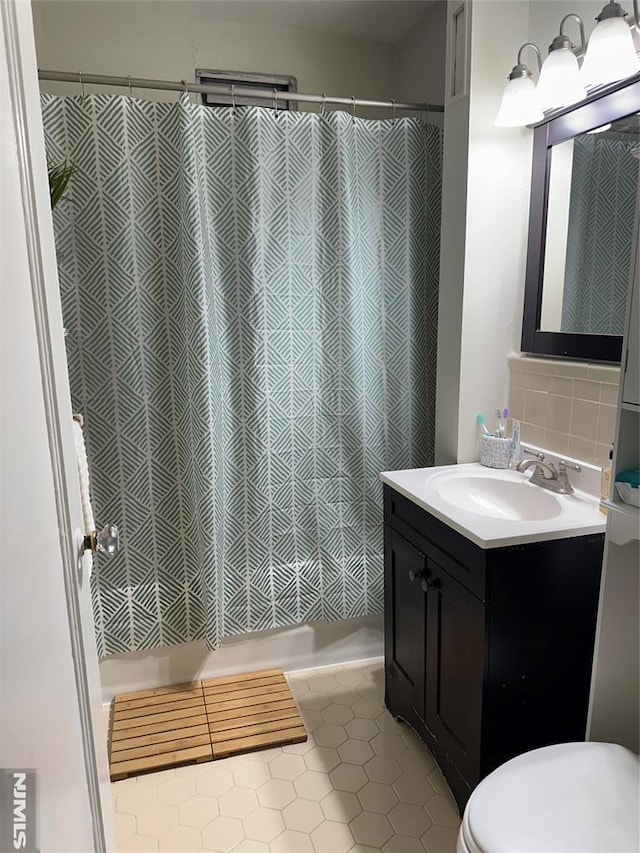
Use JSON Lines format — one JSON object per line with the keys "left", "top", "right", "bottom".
{"left": 396, "top": 1, "right": 447, "bottom": 111}
{"left": 436, "top": 0, "right": 532, "bottom": 464}
{"left": 435, "top": 0, "right": 622, "bottom": 464}
{"left": 529, "top": 1, "right": 606, "bottom": 57}
{"left": 434, "top": 0, "right": 470, "bottom": 464}
{"left": 32, "top": 0, "right": 397, "bottom": 115}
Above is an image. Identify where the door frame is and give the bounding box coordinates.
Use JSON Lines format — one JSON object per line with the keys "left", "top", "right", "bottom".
{"left": 2, "top": 1, "right": 108, "bottom": 849}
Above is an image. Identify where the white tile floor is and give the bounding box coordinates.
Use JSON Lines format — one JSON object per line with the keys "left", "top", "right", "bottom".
{"left": 111, "top": 659, "right": 461, "bottom": 852}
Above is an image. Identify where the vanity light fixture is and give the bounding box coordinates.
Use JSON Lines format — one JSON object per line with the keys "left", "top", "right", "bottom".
{"left": 586, "top": 122, "right": 613, "bottom": 132}
{"left": 496, "top": 0, "right": 640, "bottom": 128}
{"left": 495, "top": 43, "right": 544, "bottom": 127}
{"left": 536, "top": 15, "right": 587, "bottom": 110}
{"left": 581, "top": 1, "right": 640, "bottom": 87}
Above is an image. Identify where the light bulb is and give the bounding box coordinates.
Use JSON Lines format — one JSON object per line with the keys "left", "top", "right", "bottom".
{"left": 581, "top": 14, "right": 640, "bottom": 87}
{"left": 495, "top": 75, "right": 544, "bottom": 127}
{"left": 537, "top": 48, "right": 586, "bottom": 110}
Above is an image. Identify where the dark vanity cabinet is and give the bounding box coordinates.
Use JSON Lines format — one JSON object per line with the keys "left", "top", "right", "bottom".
{"left": 383, "top": 485, "right": 604, "bottom": 812}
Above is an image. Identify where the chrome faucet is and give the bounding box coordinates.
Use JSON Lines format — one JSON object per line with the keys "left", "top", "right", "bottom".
{"left": 516, "top": 458, "right": 582, "bottom": 495}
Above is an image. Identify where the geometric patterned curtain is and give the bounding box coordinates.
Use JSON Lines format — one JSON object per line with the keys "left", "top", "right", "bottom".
{"left": 41, "top": 93, "right": 442, "bottom": 658}
{"left": 562, "top": 133, "right": 638, "bottom": 335}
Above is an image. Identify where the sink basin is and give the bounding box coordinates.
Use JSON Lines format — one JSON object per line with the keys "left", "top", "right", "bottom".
{"left": 380, "top": 462, "right": 606, "bottom": 549}
{"left": 436, "top": 475, "right": 563, "bottom": 521}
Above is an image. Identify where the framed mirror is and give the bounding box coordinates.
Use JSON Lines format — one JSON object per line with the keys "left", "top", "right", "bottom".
{"left": 522, "top": 73, "right": 640, "bottom": 362}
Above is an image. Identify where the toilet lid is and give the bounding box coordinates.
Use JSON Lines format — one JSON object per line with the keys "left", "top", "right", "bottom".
{"left": 463, "top": 742, "right": 640, "bottom": 853}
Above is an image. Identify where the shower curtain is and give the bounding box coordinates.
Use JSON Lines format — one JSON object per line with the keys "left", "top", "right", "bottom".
{"left": 41, "top": 92, "right": 442, "bottom": 658}
{"left": 562, "top": 134, "right": 637, "bottom": 336}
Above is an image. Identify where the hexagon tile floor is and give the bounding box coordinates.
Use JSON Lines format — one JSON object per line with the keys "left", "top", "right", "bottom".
{"left": 111, "top": 659, "right": 461, "bottom": 853}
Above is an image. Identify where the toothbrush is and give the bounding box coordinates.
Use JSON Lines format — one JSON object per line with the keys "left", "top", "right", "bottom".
{"left": 510, "top": 418, "right": 521, "bottom": 466}
{"left": 476, "top": 413, "right": 491, "bottom": 436}
{"left": 496, "top": 407, "right": 509, "bottom": 438}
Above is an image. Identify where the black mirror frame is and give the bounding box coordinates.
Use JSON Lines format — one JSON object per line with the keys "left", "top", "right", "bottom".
{"left": 521, "top": 72, "right": 640, "bottom": 363}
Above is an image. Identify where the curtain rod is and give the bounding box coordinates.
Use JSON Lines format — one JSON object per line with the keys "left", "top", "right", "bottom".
{"left": 37, "top": 69, "right": 445, "bottom": 114}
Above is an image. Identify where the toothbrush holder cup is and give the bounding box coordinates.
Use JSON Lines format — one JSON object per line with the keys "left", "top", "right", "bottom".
{"left": 480, "top": 435, "right": 513, "bottom": 469}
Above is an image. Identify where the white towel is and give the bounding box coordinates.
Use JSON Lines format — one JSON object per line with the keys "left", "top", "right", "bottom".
{"left": 72, "top": 419, "right": 95, "bottom": 577}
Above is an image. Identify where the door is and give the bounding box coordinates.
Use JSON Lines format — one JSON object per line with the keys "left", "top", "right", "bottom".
{"left": 0, "top": 2, "right": 113, "bottom": 850}
{"left": 425, "top": 557, "right": 484, "bottom": 784}
{"left": 384, "top": 527, "right": 427, "bottom": 719}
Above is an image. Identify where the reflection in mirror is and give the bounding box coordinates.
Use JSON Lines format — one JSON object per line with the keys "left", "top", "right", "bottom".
{"left": 540, "top": 112, "right": 639, "bottom": 336}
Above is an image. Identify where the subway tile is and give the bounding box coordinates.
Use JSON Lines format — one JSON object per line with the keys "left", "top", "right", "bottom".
{"left": 525, "top": 372, "right": 549, "bottom": 392}
{"left": 596, "top": 405, "right": 617, "bottom": 446}
{"left": 508, "top": 386, "right": 525, "bottom": 420}
{"left": 510, "top": 369, "right": 526, "bottom": 390}
{"left": 600, "top": 383, "right": 619, "bottom": 405}
{"left": 548, "top": 376, "right": 573, "bottom": 396}
{"left": 572, "top": 380, "right": 601, "bottom": 402}
{"left": 545, "top": 395, "right": 572, "bottom": 434}
{"left": 520, "top": 357, "right": 553, "bottom": 374}
{"left": 588, "top": 364, "right": 620, "bottom": 383}
{"left": 524, "top": 390, "right": 548, "bottom": 425}
{"left": 542, "top": 430, "right": 569, "bottom": 455}
{"left": 595, "top": 443, "right": 613, "bottom": 468}
{"left": 567, "top": 436, "right": 597, "bottom": 465}
{"left": 570, "top": 399, "right": 599, "bottom": 441}
{"left": 552, "top": 361, "right": 590, "bottom": 379}
{"left": 520, "top": 422, "right": 544, "bottom": 447}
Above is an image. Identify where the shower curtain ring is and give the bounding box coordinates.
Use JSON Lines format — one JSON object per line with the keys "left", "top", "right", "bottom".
{"left": 231, "top": 84, "right": 236, "bottom": 113}
{"left": 273, "top": 87, "right": 278, "bottom": 113}
{"left": 79, "top": 71, "right": 85, "bottom": 98}
{"left": 391, "top": 99, "right": 396, "bottom": 125}
{"left": 128, "top": 75, "right": 133, "bottom": 98}
{"left": 351, "top": 95, "right": 356, "bottom": 123}
{"left": 321, "top": 93, "right": 327, "bottom": 117}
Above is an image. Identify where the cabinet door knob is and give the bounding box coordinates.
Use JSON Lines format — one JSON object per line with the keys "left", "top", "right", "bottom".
{"left": 421, "top": 579, "right": 428, "bottom": 592}
{"left": 426, "top": 578, "right": 440, "bottom": 591}
{"left": 408, "top": 569, "right": 416, "bottom": 582}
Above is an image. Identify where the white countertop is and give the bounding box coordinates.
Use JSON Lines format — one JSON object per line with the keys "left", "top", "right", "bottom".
{"left": 380, "top": 463, "right": 606, "bottom": 549}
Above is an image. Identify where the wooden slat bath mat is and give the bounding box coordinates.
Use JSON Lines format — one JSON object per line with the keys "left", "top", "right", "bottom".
{"left": 109, "top": 668, "right": 306, "bottom": 780}
{"left": 203, "top": 669, "right": 306, "bottom": 759}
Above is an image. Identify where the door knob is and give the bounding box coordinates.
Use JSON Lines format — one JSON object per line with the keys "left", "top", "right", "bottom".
{"left": 84, "top": 524, "right": 119, "bottom": 556}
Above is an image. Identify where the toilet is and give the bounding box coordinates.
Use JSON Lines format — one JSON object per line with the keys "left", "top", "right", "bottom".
{"left": 457, "top": 742, "right": 640, "bottom": 853}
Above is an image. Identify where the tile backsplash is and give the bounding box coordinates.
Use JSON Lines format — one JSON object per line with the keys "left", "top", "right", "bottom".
{"left": 508, "top": 353, "right": 620, "bottom": 468}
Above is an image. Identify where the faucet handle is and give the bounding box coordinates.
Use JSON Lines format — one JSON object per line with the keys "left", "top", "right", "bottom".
{"left": 559, "top": 459, "right": 581, "bottom": 473}
{"left": 521, "top": 445, "right": 545, "bottom": 461}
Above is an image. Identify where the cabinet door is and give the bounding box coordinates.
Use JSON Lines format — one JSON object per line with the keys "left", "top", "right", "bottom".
{"left": 425, "top": 558, "right": 484, "bottom": 784}
{"left": 384, "top": 527, "right": 427, "bottom": 719}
